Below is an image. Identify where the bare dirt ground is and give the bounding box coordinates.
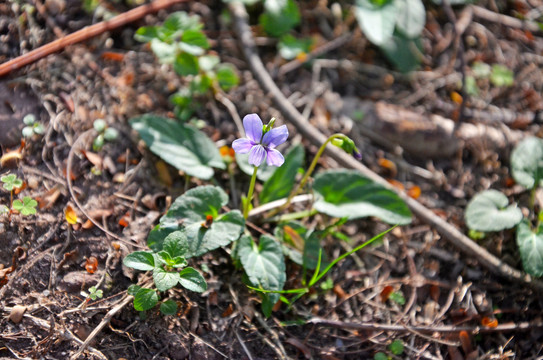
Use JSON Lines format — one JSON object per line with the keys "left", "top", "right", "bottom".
{"left": 1, "top": 0, "right": 543, "bottom": 359}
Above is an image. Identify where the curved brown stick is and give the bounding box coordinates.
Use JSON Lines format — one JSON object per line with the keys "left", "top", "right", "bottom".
{"left": 228, "top": 1, "right": 543, "bottom": 292}
{"left": 0, "top": 0, "right": 187, "bottom": 77}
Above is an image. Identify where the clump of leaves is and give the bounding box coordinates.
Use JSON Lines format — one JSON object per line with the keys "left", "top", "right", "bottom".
{"left": 374, "top": 339, "right": 405, "bottom": 359}
{"left": 123, "top": 231, "right": 207, "bottom": 314}
{"left": 134, "top": 11, "right": 239, "bottom": 122}
{"left": 92, "top": 119, "right": 119, "bottom": 151}
{"left": 22, "top": 114, "right": 44, "bottom": 138}
{"left": 353, "top": 0, "right": 426, "bottom": 72}
{"left": 466, "top": 62, "right": 515, "bottom": 96}
{"left": 1, "top": 174, "right": 36, "bottom": 217}
{"left": 464, "top": 137, "right": 543, "bottom": 276}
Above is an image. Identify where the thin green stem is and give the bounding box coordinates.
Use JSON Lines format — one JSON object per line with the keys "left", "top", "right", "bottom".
{"left": 243, "top": 166, "right": 259, "bottom": 219}
{"left": 266, "top": 134, "right": 346, "bottom": 218}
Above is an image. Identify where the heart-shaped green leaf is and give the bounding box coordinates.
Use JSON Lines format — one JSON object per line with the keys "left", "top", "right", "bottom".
{"left": 163, "top": 231, "right": 190, "bottom": 258}
{"left": 516, "top": 220, "right": 543, "bottom": 277}
{"left": 178, "top": 267, "right": 207, "bottom": 293}
{"left": 133, "top": 288, "right": 159, "bottom": 311}
{"left": 511, "top": 137, "right": 543, "bottom": 189}
{"left": 130, "top": 115, "right": 225, "bottom": 180}
{"left": 123, "top": 251, "right": 155, "bottom": 271}
{"left": 160, "top": 299, "right": 178, "bottom": 315}
{"left": 238, "top": 235, "right": 286, "bottom": 309}
{"left": 12, "top": 196, "right": 37, "bottom": 216}
{"left": 153, "top": 268, "right": 180, "bottom": 292}
{"left": 395, "top": 0, "right": 425, "bottom": 39}
{"left": 260, "top": 144, "right": 304, "bottom": 204}
{"left": 165, "top": 185, "right": 228, "bottom": 223}
{"left": 354, "top": 0, "right": 397, "bottom": 46}
{"left": 313, "top": 169, "right": 412, "bottom": 224}
{"left": 465, "top": 189, "right": 523, "bottom": 232}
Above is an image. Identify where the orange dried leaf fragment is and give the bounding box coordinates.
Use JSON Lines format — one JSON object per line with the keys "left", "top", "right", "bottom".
{"left": 85, "top": 256, "right": 98, "bottom": 274}
{"left": 65, "top": 205, "right": 78, "bottom": 225}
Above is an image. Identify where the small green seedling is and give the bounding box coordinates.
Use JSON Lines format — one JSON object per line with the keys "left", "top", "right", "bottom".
{"left": 374, "top": 339, "right": 405, "bottom": 359}
{"left": 88, "top": 286, "right": 103, "bottom": 301}
{"left": 93, "top": 119, "right": 119, "bottom": 151}
{"left": 12, "top": 196, "right": 38, "bottom": 216}
{"left": 1, "top": 174, "right": 23, "bottom": 211}
{"left": 22, "top": 114, "right": 45, "bottom": 138}
{"left": 123, "top": 231, "right": 207, "bottom": 314}
{"left": 134, "top": 11, "right": 239, "bottom": 122}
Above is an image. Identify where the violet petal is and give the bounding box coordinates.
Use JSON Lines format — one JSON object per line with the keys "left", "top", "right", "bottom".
{"left": 248, "top": 145, "right": 267, "bottom": 166}
{"left": 266, "top": 148, "right": 285, "bottom": 167}
{"left": 243, "top": 114, "right": 263, "bottom": 143}
{"left": 232, "top": 138, "right": 254, "bottom": 154}
{"left": 262, "top": 125, "right": 288, "bottom": 148}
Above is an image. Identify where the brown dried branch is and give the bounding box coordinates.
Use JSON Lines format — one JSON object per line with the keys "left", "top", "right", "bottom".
{"left": 0, "top": 0, "right": 188, "bottom": 77}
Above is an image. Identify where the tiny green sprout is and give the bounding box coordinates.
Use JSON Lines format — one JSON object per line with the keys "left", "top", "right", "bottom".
{"left": 388, "top": 339, "right": 404, "bottom": 355}
{"left": 88, "top": 286, "right": 103, "bottom": 301}
{"left": 93, "top": 119, "right": 107, "bottom": 132}
{"left": 374, "top": 352, "right": 388, "bottom": 360}
{"left": 1, "top": 174, "right": 23, "bottom": 192}
{"left": 22, "top": 114, "right": 44, "bottom": 138}
{"left": 388, "top": 291, "right": 406, "bottom": 306}
{"left": 92, "top": 119, "right": 118, "bottom": 151}
{"left": 13, "top": 196, "right": 38, "bottom": 216}
{"left": 319, "top": 278, "right": 334, "bottom": 291}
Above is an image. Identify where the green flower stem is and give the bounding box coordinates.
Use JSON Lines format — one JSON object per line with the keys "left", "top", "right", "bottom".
{"left": 243, "top": 166, "right": 259, "bottom": 219}
{"left": 266, "top": 134, "right": 346, "bottom": 218}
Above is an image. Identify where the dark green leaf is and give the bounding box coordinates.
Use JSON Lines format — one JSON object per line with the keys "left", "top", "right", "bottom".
{"left": 163, "top": 11, "right": 202, "bottom": 35}
{"left": 133, "top": 288, "right": 159, "bottom": 311}
{"left": 153, "top": 268, "right": 180, "bottom": 292}
{"left": 147, "top": 225, "right": 176, "bottom": 253}
{"left": 215, "top": 64, "right": 239, "bottom": 91}
{"left": 260, "top": 0, "right": 300, "bottom": 37}
{"left": 374, "top": 352, "right": 388, "bottom": 360}
{"left": 174, "top": 52, "right": 199, "bottom": 76}
{"left": 379, "top": 33, "right": 423, "bottom": 73}
{"left": 164, "top": 185, "right": 228, "bottom": 223}
{"left": 130, "top": 115, "right": 225, "bottom": 180}
{"left": 260, "top": 144, "right": 304, "bottom": 204}
{"left": 134, "top": 26, "right": 159, "bottom": 43}
{"left": 160, "top": 299, "right": 178, "bottom": 315}
{"left": 388, "top": 339, "right": 404, "bottom": 355}
{"left": 516, "top": 220, "right": 543, "bottom": 277}
{"left": 178, "top": 267, "right": 207, "bottom": 292}
{"left": 123, "top": 252, "right": 155, "bottom": 271}
{"left": 190, "top": 75, "right": 212, "bottom": 94}
{"left": 163, "top": 231, "right": 190, "bottom": 258}
{"left": 354, "top": 0, "right": 397, "bottom": 45}
{"left": 180, "top": 29, "right": 209, "bottom": 56}
{"left": 313, "top": 169, "right": 412, "bottom": 224}
{"left": 395, "top": 0, "right": 425, "bottom": 39}
{"left": 127, "top": 284, "right": 141, "bottom": 296}
{"left": 511, "top": 137, "right": 543, "bottom": 189}
{"left": 238, "top": 235, "right": 286, "bottom": 310}
{"left": 465, "top": 189, "right": 523, "bottom": 232}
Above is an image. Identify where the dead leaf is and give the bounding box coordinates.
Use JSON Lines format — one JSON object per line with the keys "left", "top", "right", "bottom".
{"left": 9, "top": 305, "right": 26, "bottom": 323}
{"left": 85, "top": 256, "right": 98, "bottom": 274}
{"left": 65, "top": 204, "right": 78, "bottom": 225}
{"left": 155, "top": 161, "right": 172, "bottom": 186}
{"left": 37, "top": 185, "right": 62, "bottom": 209}
{"left": 81, "top": 150, "right": 103, "bottom": 169}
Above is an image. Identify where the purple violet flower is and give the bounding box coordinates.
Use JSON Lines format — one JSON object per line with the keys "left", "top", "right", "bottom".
{"left": 232, "top": 114, "right": 288, "bottom": 167}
